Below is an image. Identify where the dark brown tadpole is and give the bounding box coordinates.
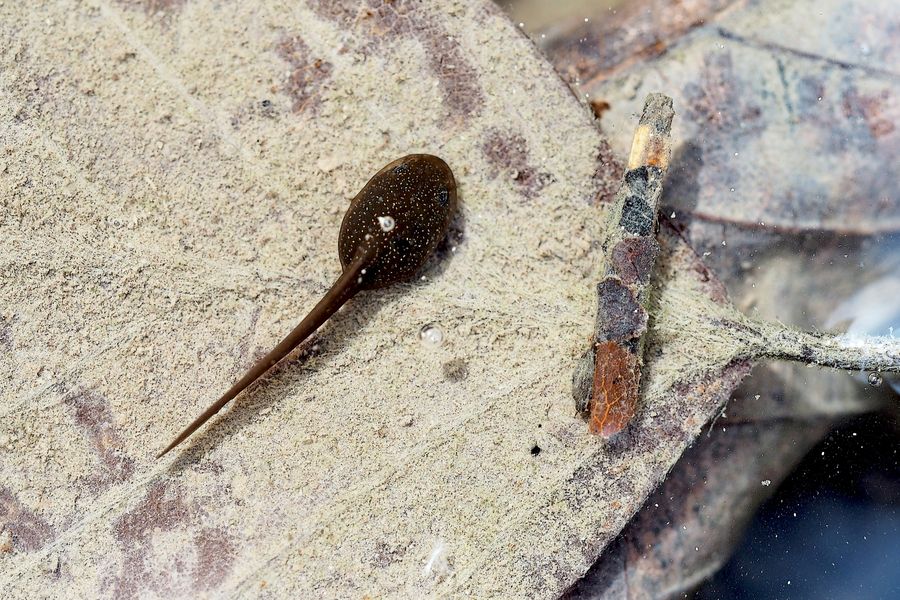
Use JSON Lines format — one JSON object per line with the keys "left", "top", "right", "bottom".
{"left": 157, "top": 154, "right": 458, "bottom": 458}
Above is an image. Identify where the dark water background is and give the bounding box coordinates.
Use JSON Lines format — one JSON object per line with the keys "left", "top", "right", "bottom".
{"left": 696, "top": 412, "right": 900, "bottom": 599}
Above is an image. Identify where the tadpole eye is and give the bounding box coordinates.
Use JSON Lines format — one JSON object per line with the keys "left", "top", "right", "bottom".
{"left": 437, "top": 189, "right": 450, "bottom": 206}
{"left": 393, "top": 163, "right": 410, "bottom": 175}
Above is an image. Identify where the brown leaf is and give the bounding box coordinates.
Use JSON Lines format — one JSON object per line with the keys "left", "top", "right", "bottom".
{"left": 546, "top": 0, "right": 900, "bottom": 235}
{"left": 542, "top": 0, "right": 900, "bottom": 595}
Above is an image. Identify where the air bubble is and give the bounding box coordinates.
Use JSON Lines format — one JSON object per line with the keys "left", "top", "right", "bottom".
{"left": 419, "top": 323, "right": 444, "bottom": 348}
{"left": 867, "top": 372, "right": 883, "bottom": 387}
{"left": 378, "top": 215, "right": 396, "bottom": 232}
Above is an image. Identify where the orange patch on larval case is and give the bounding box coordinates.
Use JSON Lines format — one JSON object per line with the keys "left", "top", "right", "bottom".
{"left": 589, "top": 341, "right": 640, "bottom": 436}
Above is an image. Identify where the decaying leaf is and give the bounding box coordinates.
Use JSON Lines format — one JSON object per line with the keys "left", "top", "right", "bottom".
{"left": 541, "top": 0, "right": 900, "bottom": 594}
{"left": 1, "top": 0, "right": 896, "bottom": 598}
{"left": 0, "top": 1, "right": 754, "bottom": 597}
{"left": 563, "top": 418, "right": 831, "bottom": 600}
{"left": 549, "top": 0, "right": 900, "bottom": 235}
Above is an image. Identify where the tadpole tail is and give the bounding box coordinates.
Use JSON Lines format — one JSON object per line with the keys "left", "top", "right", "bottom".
{"left": 156, "top": 256, "right": 368, "bottom": 459}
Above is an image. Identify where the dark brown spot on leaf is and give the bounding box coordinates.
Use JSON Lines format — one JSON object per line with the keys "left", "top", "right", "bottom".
{"left": 592, "top": 139, "right": 625, "bottom": 205}
{"left": 684, "top": 51, "right": 763, "bottom": 135}
{"left": 110, "top": 482, "right": 191, "bottom": 598}
{"left": 115, "top": 483, "right": 189, "bottom": 549}
{"left": 192, "top": 528, "right": 236, "bottom": 591}
{"left": 107, "top": 482, "right": 237, "bottom": 597}
{"left": 65, "top": 389, "right": 135, "bottom": 492}
{"left": 482, "top": 129, "right": 554, "bottom": 198}
{"left": 310, "top": 0, "right": 484, "bottom": 119}
{"left": 0, "top": 487, "right": 55, "bottom": 553}
{"left": 276, "top": 35, "right": 334, "bottom": 114}
{"left": 794, "top": 77, "right": 895, "bottom": 154}
{"left": 842, "top": 87, "right": 895, "bottom": 140}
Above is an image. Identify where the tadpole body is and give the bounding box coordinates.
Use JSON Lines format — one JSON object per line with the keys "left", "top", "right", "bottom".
{"left": 157, "top": 154, "right": 457, "bottom": 457}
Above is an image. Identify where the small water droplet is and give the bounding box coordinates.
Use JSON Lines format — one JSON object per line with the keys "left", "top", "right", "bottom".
{"left": 419, "top": 323, "right": 444, "bottom": 348}
{"left": 378, "top": 216, "right": 395, "bottom": 232}
{"left": 867, "top": 372, "right": 883, "bottom": 387}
